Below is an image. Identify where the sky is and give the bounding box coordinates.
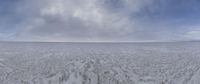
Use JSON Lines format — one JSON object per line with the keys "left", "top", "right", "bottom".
{"left": 0, "top": 0, "right": 200, "bottom": 42}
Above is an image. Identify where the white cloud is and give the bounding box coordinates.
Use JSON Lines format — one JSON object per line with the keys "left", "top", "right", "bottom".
{"left": 13, "top": 0, "right": 141, "bottom": 42}
{"left": 41, "top": 2, "right": 64, "bottom": 16}
{"left": 2, "top": 0, "right": 197, "bottom": 42}
{"left": 184, "top": 26, "right": 200, "bottom": 40}
{"left": 0, "top": 33, "right": 16, "bottom": 41}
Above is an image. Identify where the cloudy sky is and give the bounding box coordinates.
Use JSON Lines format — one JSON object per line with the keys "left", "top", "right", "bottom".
{"left": 0, "top": 0, "right": 200, "bottom": 42}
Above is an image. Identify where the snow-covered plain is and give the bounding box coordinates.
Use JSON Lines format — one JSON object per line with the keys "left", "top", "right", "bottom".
{"left": 0, "top": 42, "right": 200, "bottom": 84}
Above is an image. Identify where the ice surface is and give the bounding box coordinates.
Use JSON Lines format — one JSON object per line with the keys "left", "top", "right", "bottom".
{"left": 0, "top": 42, "right": 200, "bottom": 84}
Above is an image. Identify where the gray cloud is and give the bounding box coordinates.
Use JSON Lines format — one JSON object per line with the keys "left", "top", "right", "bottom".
{"left": 13, "top": 0, "right": 138, "bottom": 41}
{"left": 1, "top": 0, "right": 200, "bottom": 42}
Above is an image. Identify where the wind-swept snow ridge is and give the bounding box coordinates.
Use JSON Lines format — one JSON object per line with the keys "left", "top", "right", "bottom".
{"left": 0, "top": 42, "right": 200, "bottom": 84}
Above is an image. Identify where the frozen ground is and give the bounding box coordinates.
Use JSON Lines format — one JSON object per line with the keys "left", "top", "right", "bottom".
{"left": 0, "top": 42, "right": 200, "bottom": 84}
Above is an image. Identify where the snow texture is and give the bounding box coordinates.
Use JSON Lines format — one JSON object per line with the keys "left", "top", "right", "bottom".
{"left": 0, "top": 42, "right": 200, "bottom": 84}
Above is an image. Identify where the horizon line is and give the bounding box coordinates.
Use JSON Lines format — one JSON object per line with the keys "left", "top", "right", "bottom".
{"left": 0, "top": 40, "right": 199, "bottom": 43}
